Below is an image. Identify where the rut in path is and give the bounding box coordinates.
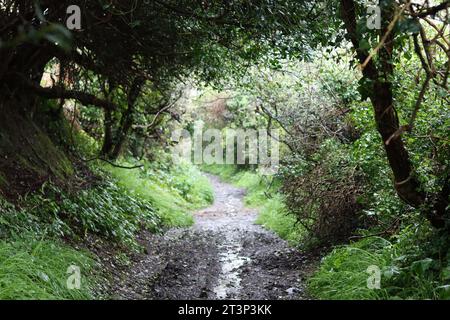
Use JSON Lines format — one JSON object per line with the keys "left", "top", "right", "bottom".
{"left": 112, "top": 174, "right": 311, "bottom": 300}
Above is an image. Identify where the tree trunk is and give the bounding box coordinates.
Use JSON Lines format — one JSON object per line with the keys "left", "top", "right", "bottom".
{"left": 101, "top": 109, "right": 114, "bottom": 156}
{"left": 339, "top": 0, "right": 446, "bottom": 228}
{"left": 109, "top": 76, "right": 146, "bottom": 160}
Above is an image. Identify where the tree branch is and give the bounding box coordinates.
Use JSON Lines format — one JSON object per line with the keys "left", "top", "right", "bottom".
{"left": 24, "top": 80, "right": 118, "bottom": 111}
{"left": 414, "top": 1, "right": 450, "bottom": 18}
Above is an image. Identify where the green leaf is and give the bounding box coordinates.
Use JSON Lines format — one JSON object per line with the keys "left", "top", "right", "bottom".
{"left": 441, "top": 266, "right": 450, "bottom": 281}
{"left": 436, "top": 285, "right": 450, "bottom": 300}
{"left": 397, "top": 18, "right": 420, "bottom": 35}
{"left": 410, "top": 258, "right": 433, "bottom": 276}
{"left": 358, "top": 78, "right": 372, "bottom": 101}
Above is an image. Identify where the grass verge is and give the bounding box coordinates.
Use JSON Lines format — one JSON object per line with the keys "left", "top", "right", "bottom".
{"left": 308, "top": 228, "right": 450, "bottom": 300}
{"left": 104, "top": 160, "right": 213, "bottom": 228}
{"left": 0, "top": 236, "right": 95, "bottom": 300}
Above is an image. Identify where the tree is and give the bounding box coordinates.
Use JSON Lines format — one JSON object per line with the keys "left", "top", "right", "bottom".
{"left": 338, "top": 0, "right": 449, "bottom": 227}
{"left": 0, "top": 0, "right": 331, "bottom": 161}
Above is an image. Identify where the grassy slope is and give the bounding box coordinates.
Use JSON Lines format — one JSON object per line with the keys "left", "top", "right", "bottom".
{"left": 105, "top": 160, "right": 213, "bottom": 228}
{"left": 0, "top": 159, "right": 213, "bottom": 300}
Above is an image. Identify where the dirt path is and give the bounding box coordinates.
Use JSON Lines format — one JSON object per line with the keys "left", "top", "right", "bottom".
{"left": 110, "top": 174, "right": 310, "bottom": 300}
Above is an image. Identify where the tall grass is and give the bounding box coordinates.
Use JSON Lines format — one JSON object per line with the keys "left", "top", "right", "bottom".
{"left": 0, "top": 236, "right": 95, "bottom": 300}
{"left": 308, "top": 229, "right": 450, "bottom": 300}
{"left": 308, "top": 237, "right": 392, "bottom": 299}
{"left": 256, "top": 194, "right": 304, "bottom": 245}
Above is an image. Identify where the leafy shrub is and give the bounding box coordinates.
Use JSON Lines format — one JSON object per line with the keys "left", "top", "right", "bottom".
{"left": 282, "top": 139, "right": 368, "bottom": 246}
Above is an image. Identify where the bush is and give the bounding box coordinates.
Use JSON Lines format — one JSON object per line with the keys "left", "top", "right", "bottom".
{"left": 281, "top": 140, "right": 368, "bottom": 246}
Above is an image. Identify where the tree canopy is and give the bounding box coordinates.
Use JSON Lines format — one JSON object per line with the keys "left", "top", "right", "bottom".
{"left": 1, "top": 0, "right": 449, "bottom": 225}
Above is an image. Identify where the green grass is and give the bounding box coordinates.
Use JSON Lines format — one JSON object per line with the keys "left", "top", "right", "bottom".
{"left": 0, "top": 236, "right": 95, "bottom": 300}
{"left": 105, "top": 160, "right": 213, "bottom": 229}
{"left": 256, "top": 194, "right": 304, "bottom": 245}
{"left": 0, "top": 158, "right": 214, "bottom": 300}
{"left": 170, "top": 161, "right": 214, "bottom": 208}
{"left": 308, "top": 230, "right": 450, "bottom": 300}
{"left": 202, "top": 165, "right": 272, "bottom": 206}
{"left": 202, "top": 164, "right": 305, "bottom": 245}
{"left": 308, "top": 237, "right": 392, "bottom": 299}
{"left": 201, "top": 164, "right": 239, "bottom": 181}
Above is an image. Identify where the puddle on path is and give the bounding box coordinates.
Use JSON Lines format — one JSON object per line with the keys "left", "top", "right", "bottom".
{"left": 213, "top": 236, "right": 250, "bottom": 299}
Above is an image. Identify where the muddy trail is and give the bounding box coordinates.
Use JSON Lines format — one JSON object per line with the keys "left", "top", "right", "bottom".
{"left": 109, "top": 175, "right": 311, "bottom": 300}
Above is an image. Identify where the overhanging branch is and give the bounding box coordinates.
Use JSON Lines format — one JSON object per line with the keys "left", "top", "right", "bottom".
{"left": 25, "top": 80, "right": 118, "bottom": 111}
{"left": 413, "top": 1, "right": 450, "bottom": 18}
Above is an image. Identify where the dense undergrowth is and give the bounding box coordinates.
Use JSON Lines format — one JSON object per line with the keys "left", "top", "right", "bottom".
{"left": 202, "top": 163, "right": 449, "bottom": 300}
{"left": 0, "top": 155, "right": 213, "bottom": 299}
{"left": 309, "top": 229, "right": 450, "bottom": 300}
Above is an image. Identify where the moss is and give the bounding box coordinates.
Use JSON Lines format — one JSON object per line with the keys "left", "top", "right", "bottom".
{"left": 0, "top": 110, "right": 74, "bottom": 196}
{"left": 33, "top": 128, "right": 74, "bottom": 178}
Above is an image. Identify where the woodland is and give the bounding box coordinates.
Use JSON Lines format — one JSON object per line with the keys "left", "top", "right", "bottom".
{"left": 0, "top": 0, "right": 449, "bottom": 300}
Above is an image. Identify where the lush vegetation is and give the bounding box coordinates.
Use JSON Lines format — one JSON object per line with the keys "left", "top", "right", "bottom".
{"left": 310, "top": 231, "right": 450, "bottom": 300}
{"left": 0, "top": 157, "right": 213, "bottom": 299}
{"left": 196, "top": 41, "right": 449, "bottom": 298}
{"left": 1, "top": 0, "right": 449, "bottom": 300}
{"left": 0, "top": 237, "right": 95, "bottom": 300}
{"left": 105, "top": 160, "right": 213, "bottom": 229}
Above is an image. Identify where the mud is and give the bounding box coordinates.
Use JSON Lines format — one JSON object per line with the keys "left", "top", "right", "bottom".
{"left": 109, "top": 174, "right": 311, "bottom": 300}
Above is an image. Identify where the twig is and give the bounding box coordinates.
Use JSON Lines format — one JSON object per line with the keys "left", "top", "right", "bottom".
{"left": 84, "top": 157, "right": 143, "bottom": 169}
